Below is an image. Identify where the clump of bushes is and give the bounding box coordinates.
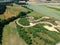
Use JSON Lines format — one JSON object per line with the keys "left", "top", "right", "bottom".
{"left": 27, "top": 27, "right": 54, "bottom": 44}
{"left": 34, "top": 17, "right": 39, "bottom": 20}
{"left": 33, "top": 24, "right": 60, "bottom": 42}
{"left": 19, "top": 18, "right": 30, "bottom": 26}
{"left": 16, "top": 25, "right": 32, "bottom": 45}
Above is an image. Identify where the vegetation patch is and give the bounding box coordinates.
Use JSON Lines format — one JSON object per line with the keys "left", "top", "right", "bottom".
{"left": 16, "top": 22, "right": 60, "bottom": 45}
{"left": 33, "top": 24, "right": 60, "bottom": 42}
{"left": 19, "top": 18, "right": 30, "bottom": 26}
{"left": 46, "top": 6, "right": 60, "bottom": 11}
{"left": 16, "top": 24, "right": 32, "bottom": 45}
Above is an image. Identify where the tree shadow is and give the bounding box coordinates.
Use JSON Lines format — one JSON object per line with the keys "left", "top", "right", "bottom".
{"left": 0, "top": 5, "right": 6, "bottom": 14}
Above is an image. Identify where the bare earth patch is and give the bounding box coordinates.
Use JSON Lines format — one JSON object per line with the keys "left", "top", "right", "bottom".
{"left": 44, "top": 25, "right": 58, "bottom": 32}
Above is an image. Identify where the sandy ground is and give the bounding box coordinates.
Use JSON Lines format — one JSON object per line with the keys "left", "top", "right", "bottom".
{"left": 56, "top": 42, "right": 60, "bottom": 45}
{"left": 44, "top": 25, "right": 58, "bottom": 32}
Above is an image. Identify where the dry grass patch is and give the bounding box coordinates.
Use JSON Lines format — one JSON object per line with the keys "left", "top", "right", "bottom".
{"left": 0, "top": 4, "right": 28, "bottom": 19}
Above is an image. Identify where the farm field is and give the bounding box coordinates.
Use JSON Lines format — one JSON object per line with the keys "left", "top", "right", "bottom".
{"left": 26, "top": 4, "right": 60, "bottom": 20}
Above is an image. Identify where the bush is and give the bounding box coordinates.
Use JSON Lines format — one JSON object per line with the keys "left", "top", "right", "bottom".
{"left": 20, "top": 12, "right": 26, "bottom": 17}
{"left": 33, "top": 24, "right": 60, "bottom": 42}
{"left": 27, "top": 27, "right": 54, "bottom": 44}
{"left": 19, "top": 18, "right": 30, "bottom": 26}
{"left": 17, "top": 26, "right": 32, "bottom": 45}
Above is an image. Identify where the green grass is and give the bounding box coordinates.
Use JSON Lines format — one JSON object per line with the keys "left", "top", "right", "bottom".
{"left": 27, "top": 11, "right": 44, "bottom": 18}
{"left": 27, "top": 27, "right": 55, "bottom": 44}
{"left": 16, "top": 24, "right": 32, "bottom": 45}
{"left": 33, "top": 24, "right": 60, "bottom": 42}
{"left": 19, "top": 18, "right": 30, "bottom": 26}
{"left": 26, "top": 4, "right": 60, "bottom": 20}
{"left": 47, "top": 6, "right": 60, "bottom": 11}
{"left": 16, "top": 22, "right": 58, "bottom": 45}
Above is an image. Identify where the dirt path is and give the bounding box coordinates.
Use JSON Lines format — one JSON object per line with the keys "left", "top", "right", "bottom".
{"left": 16, "top": 19, "right": 60, "bottom": 27}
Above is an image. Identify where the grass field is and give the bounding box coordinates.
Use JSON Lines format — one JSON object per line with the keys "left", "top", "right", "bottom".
{"left": 26, "top": 4, "right": 60, "bottom": 20}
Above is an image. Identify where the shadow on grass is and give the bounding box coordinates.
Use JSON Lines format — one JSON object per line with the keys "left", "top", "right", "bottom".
{"left": 0, "top": 5, "right": 6, "bottom": 14}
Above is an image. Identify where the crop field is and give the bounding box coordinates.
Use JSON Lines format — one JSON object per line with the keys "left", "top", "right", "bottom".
{"left": 45, "top": 5, "right": 60, "bottom": 11}
{"left": 26, "top": 4, "right": 60, "bottom": 20}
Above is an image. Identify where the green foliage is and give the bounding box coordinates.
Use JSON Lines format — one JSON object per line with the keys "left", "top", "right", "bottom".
{"left": 34, "top": 17, "right": 39, "bottom": 20}
{"left": 16, "top": 24, "right": 32, "bottom": 45}
{"left": 19, "top": 18, "right": 30, "bottom": 26}
{"left": 33, "top": 24, "right": 60, "bottom": 42}
{"left": 20, "top": 12, "right": 26, "bottom": 18}
{"left": 27, "top": 27, "right": 54, "bottom": 44}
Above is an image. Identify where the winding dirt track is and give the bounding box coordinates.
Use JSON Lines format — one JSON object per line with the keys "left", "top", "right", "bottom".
{"left": 16, "top": 18, "right": 60, "bottom": 28}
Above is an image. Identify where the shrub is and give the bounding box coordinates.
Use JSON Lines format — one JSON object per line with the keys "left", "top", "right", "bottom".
{"left": 17, "top": 26, "right": 32, "bottom": 45}
{"left": 19, "top": 18, "right": 30, "bottom": 26}
{"left": 20, "top": 12, "right": 26, "bottom": 17}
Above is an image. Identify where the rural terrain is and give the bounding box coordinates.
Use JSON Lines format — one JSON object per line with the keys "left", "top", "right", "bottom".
{"left": 0, "top": 2, "right": 60, "bottom": 45}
